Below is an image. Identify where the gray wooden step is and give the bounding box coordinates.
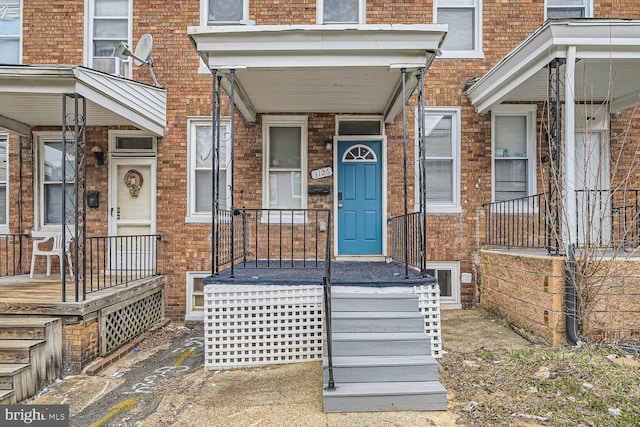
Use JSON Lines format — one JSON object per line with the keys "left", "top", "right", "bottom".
{"left": 0, "top": 363, "right": 35, "bottom": 404}
{"left": 0, "top": 363, "right": 31, "bottom": 389}
{"left": 0, "top": 317, "right": 60, "bottom": 340}
{"left": 323, "top": 381, "right": 447, "bottom": 412}
{"left": 331, "top": 292, "right": 419, "bottom": 312}
{"left": 0, "top": 388, "right": 14, "bottom": 405}
{"left": 331, "top": 311, "right": 424, "bottom": 333}
{"left": 331, "top": 332, "right": 430, "bottom": 356}
{"left": 0, "top": 340, "right": 46, "bottom": 364}
{"left": 324, "top": 355, "right": 439, "bottom": 383}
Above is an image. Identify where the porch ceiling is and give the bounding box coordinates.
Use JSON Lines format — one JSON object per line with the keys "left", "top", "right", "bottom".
{"left": 0, "top": 65, "right": 167, "bottom": 137}
{"left": 188, "top": 24, "right": 447, "bottom": 123}
{"left": 466, "top": 19, "right": 640, "bottom": 114}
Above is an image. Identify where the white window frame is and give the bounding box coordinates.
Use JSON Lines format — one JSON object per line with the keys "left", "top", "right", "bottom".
{"left": 415, "top": 107, "right": 461, "bottom": 213}
{"left": 84, "top": 0, "right": 132, "bottom": 78}
{"left": 201, "top": 0, "right": 249, "bottom": 25}
{"left": 544, "top": 0, "right": 593, "bottom": 19}
{"left": 0, "top": 132, "right": 8, "bottom": 232}
{"left": 335, "top": 115, "right": 385, "bottom": 136}
{"left": 186, "top": 117, "right": 232, "bottom": 223}
{"left": 108, "top": 130, "right": 157, "bottom": 157}
{"left": 426, "top": 261, "right": 461, "bottom": 309}
{"left": 0, "top": 0, "right": 22, "bottom": 64}
{"left": 186, "top": 271, "right": 208, "bottom": 321}
{"left": 434, "top": 0, "right": 483, "bottom": 59}
{"left": 262, "top": 115, "right": 308, "bottom": 223}
{"left": 316, "top": 0, "right": 366, "bottom": 24}
{"left": 491, "top": 105, "right": 537, "bottom": 205}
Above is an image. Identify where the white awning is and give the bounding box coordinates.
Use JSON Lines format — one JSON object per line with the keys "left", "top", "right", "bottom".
{"left": 0, "top": 65, "right": 166, "bottom": 137}
{"left": 188, "top": 24, "right": 447, "bottom": 123}
{"left": 466, "top": 19, "right": 640, "bottom": 114}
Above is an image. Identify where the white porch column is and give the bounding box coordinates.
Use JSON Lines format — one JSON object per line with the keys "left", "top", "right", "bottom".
{"left": 563, "top": 46, "right": 577, "bottom": 250}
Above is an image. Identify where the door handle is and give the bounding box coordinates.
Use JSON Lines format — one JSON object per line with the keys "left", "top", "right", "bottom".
{"left": 338, "top": 203, "right": 343, "bottom": 208}
{"left": 117, "top": 207, "right": 121, "bottom": 220}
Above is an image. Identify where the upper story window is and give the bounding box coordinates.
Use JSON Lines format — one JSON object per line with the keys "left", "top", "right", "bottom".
{"left": 317, "top": 0, "right": 366, "bottom": 24}
{"left": 491, "top": 105, "right": 537, "bottom": 202}
{"left": 434, "top": 0, "right": 483, "bottom": 59}
{"left": 546, "top": 0, "right": 592, "bottom": 19}
{"left": 0, "top": 133, "right": 8, "bottom": 227}
{"left": 204, "top": 0, "right": 249, "bottom": 24}
{"left": 0, "top": 0, "right": 21, "bottom": 64}
{"left": 87, "top": 0, "right": 131, "bottom": 77}
{"left": 417, "top": 108, "right": 461, "bottom": 213}
{"left": 186, "top": 118, "right": 231, "bottom": 222}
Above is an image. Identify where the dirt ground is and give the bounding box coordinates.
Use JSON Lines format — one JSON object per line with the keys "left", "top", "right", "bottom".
{"left": 32, "top": 309, "right": 639, "bottom": 426}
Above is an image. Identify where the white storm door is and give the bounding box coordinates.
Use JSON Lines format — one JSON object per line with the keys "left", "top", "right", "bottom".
{"left": 109, "top": 158, "right": 157, "bottom": 273}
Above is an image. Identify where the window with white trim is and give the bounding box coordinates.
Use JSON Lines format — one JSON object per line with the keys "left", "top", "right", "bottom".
{"left": 416, "top": 108, "right": 461, "bottom": 213}
{"left": 0, "top": 133, "right": 8, "bottom": 227}
{"left": 492, "top": 105, "right": 537, "bottom": 202}
{"left": 36, "top": 134, "right": 76, "bottom": 229}
{"left": 434, "top": 0, "right": 483, "bottom": 58}
{"left": 425, "top": 261, "right": 461, "bottom": 308}
{"left": 204, "top": 0, "right": 249, "bottom": 24}
{"left": 187, "top": 118, "right": 231, "bottom": 222}
{"left": 545, "top": 0, "right": 592, "bottom": 19}
{"left": 317, "top": 0, "right": 366, "bottom": 24}
{"left": 186, "top": 272, "right": 207, "bottom": 320}
{"left": 335, "top": 116, "right": 384, "bottom": 136}
{"left": 0, "top": 0, "right": 21, "bottom": 64}
{"left": 87, "top": 0, "right": 131, "bottom": 77}
{"left": 262, "top": 116, "right": 308, "bottom": 212}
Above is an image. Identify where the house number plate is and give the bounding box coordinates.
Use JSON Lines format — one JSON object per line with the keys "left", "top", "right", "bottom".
{"left": 311, "top": 167, "right": 333, "bottom": 180}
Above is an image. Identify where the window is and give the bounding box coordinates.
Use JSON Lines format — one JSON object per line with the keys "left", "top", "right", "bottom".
{"left": 186, "top": 272, "right": 208, "bottom": 320}
{"left": 336, "top": 116, "right": 384, "bottom": 136}
{"left": 317, "top": 0, "right": 366, "bottom": 24}
{"left": 187, "top": 118, "right": 231, "bottom": 222}
{"left": 262, "top": 116, "right": 308, "bottom": 213}
{"left": 36, "top": 134, "right": 76, "bottom": 228}
{"left": 492, "top": 105, "right": 537, "bottom": 202}
{"left": 109, "top": 130, "right": 157, "bottom": 155}
{"left": 416, "top": 108, "right": 461, "bottom": 213}
{"left": 0, "top": 0, "right": 21, "bottom": 64}
{"left": 425, "top": 261, "right": 461, "bottom": 308}
{"left": 434, "top": 0, "right": 483, "bottom": 58}
{"left": 204, "top": 0, "right": 249, "bottom": 24}
{"left": 87, "top": 0, "right": 131, "bottom": 77}
{"left": 546, "top": 0, "right": 592, "bottom": 19}
{"left": 0, "top": 133, "right": 7, "bottom": 228}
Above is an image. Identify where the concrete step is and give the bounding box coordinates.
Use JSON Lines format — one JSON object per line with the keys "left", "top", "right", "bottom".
{"left": 331, "top": 292, "right": 419, "bottom": 312}
{"left": 324, "top": 354, "right": 439, "bottom": 383}
{"left": 0, "top": 388, "right": 14, "bottom": 405}
{"left": 323, "top": 380, "right": 447, "bottom": 412}
{"left": 0, "top": 364, "right": 34, "bottom": 403}
{"left": 331, "top": 311, "right": 424, "bottom": 333}
{"left": 0, "top": 317, "right": 60, "bottom": 340}
{"left": 331, "top": 332, "right": 430, "bottom": 357}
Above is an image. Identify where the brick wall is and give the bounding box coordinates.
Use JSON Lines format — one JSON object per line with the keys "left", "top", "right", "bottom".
{"left": 62, "top": 318, "right": 99, "bottom": 374}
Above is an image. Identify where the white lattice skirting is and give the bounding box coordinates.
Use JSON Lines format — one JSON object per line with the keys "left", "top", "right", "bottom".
{"left": 204, "top": 283, "right": 443, "bottom": 370}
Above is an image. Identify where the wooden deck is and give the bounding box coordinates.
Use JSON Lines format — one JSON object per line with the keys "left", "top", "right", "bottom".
{"left": 0, "top": 274, "right": 166, "bottom": 316}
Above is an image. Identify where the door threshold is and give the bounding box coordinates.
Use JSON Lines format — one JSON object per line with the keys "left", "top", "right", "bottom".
{"left": 334, "top": 255, "right": 387, "bottom": 262}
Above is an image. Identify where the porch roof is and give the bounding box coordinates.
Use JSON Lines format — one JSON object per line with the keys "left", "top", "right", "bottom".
{"left": 0, "top": 65, "right": 166, "bottom": 137}
{"left": 466, "top": 19, "right": 640, "bottom": 114}
{"left": 188, "top": 24, "right": 447, "bottom": 123}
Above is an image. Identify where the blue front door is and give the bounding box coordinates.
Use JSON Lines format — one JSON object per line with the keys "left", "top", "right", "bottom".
{"left": 337, "top": 140, "right": 382, "bottom": 255}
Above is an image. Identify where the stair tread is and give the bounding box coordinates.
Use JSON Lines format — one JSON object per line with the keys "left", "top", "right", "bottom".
{"left": 0, "top": 363, "right": 31, "bottom": 375}
{"left": 0, "top": 318, "right": 59, "bottom": 327}
{"left": 0, "top": 389, "right": 13, "bottom": 398}
{"left": 332, "top": 332, "right": 427, "bottom": 340}
{"left": 0, "top": 339, "right": 46, "bottom": 349}
{"left": 324, "top": 381, "right": 446, "bottom": 397}
{"left": 332, "top": 293, "right": 417, "bottom": 299}
{"left": 326, "top": 355, "right": 437, "bottom": 367}
{"left": 332, "top": 312, "right": 422, "bottom": 319}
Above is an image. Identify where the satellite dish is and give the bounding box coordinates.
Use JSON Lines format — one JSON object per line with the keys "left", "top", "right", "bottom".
{"left": 133, "top": 34, "right": 153, "bottom": 67}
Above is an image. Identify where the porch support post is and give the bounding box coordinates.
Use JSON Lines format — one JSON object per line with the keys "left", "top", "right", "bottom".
{"left": 211, "top": 69, "right": 221, "bottom": 276}
{"left": 401, "top": 68, "right": 409, "bottom": 279}
{"left": 547, "top": 58, "right": 564, "bottom": 254}
{"left": 229, "top": 69, "right": 236, "bottom": 279}
{"left": 417, "top": 67, "right": 427, "bottom": 275}
{"left": 563, "top": 46, "right": 577, "bottom": 249}
{"left": 61, "top": 93, "right": 87, "bottom": 302}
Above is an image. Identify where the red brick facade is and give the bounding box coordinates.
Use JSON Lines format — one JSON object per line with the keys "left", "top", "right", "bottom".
{"left": 6, "top": 1, "right": 640, "bottom": 319}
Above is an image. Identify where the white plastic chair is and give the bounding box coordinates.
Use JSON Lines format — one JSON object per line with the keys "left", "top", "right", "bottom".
{"left": 29, "top": 232, "right": 74, "bottom": 278}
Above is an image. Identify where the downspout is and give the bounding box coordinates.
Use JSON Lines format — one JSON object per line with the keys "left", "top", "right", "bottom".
{"left": 565, "top": 244, "right": 581, "bottom": 345}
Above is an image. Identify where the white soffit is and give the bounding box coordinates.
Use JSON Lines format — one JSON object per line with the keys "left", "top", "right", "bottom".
{"left": 466, "top": 19, "right": 640, "bottom": 114}
{"left": 188, "top": 24, "right": 447, "bottom": 123}
{"left": 0, "top": 65, "right": 166, "bottom": 137}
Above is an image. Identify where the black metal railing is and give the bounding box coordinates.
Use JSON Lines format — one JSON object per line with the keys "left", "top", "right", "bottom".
{"left": 0, "top": 233, "right": 29, "bottom": 277}
{"left": 388, "top": 212, "right": 426, "bottom": 273}
{"left": 483, "top": 193, "right": 554, "bottom": 250}
{"left": 213, "top": 209, "right": 246, "bottom": 270}
{"left": 85, "top": 234, "right": 162, "bottom": 293}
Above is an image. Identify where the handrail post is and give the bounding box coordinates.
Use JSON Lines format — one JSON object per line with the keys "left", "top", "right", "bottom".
{"left": 323, "top": 275, "right": 335, "bottom": 391}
